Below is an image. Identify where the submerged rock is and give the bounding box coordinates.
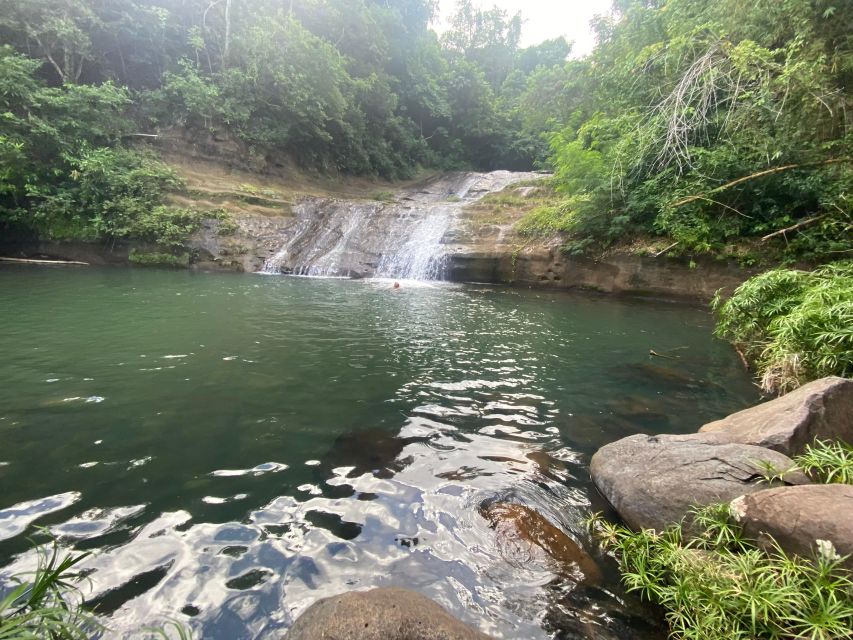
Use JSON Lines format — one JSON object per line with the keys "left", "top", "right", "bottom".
{"left": 287, "top": 587, "right": 492, "bottom": 639}
{"left": 590, "top": 433, "right": 809, "bottom": 532}
{"left": 731, "top": 484, "right": 853, "bottom": 570}
{"left": 478, "top": 501, "right": 601, "bottom": 583}
{"left": 699, "top": 376, "right": 853, "bottom": 456}
{"left": 323, "top": 427, "right": 424, "bottom": 478}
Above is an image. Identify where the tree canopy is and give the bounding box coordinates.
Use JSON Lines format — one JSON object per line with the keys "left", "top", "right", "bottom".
{"left": 0, "top": 0, "right": 849, "bottom": 263}
{"left": 535, "top": 0, "right": 851, "bottom": 263}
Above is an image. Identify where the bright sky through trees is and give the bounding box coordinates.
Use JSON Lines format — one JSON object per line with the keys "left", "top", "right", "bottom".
{"left": 437, "top": 0, "right": 613, "bottom": 54}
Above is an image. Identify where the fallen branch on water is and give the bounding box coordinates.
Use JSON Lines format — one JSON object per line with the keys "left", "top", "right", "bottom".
{"left": 0, "top": 257, "right": 89, "bottom": 266}
{"left": 734, "top": 346, "right": 750, "bottom": 371}
{"left": 649, "top": 350, "right": 678, "bottom": 360}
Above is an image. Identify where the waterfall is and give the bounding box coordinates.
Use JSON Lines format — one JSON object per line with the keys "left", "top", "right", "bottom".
{"left": 260, "top": 171, "right": 540, "bottom": 280}
{"left": 374, "top": 205, "right": 453, "bottom": 280}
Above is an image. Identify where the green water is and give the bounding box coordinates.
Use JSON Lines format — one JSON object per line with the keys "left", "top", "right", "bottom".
{"left": 0, "top": 267, "right": 757, "bottom": 639}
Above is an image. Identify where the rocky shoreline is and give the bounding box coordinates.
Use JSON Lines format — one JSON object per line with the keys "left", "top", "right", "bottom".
{"left": 591, "top": 376, "right": 853, "bottom": 564}
{"left": 285, "top": 377, "right": 852, "bottom": 639}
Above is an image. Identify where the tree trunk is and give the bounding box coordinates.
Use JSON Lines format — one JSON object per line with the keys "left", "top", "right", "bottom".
{"left": 223, "top": 0, "right": 232, "bottom": 67}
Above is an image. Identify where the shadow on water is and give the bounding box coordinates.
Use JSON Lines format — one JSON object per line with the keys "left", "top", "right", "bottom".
{"left": 0, "top": 269, "right": 758, "bottom": 639}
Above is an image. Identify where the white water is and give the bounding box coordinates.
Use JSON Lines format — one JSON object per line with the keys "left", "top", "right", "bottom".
{"left": 374, "top": 205, "right": 454, "bottom": 280}
{"left": 260, "top": 171, "right": 540, "bottom": 280}
{"left": 261, "top": 203, "right": 373, "bottom": 276}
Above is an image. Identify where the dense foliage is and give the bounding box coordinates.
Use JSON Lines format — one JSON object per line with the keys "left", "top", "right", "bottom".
{"left": 530, "top": 0, "right": 852, "bottom": 262}
{"left": 0, "top": 0, "right": 850, "bottom": 258}
{"left": 589, "top": 498, "right": 853, "bottom": 640}
{"left": 713, "top": 262, "right": 853, "bottom": 394}
{"left": 0, "top": 0, "right": 571, "bottom": 243}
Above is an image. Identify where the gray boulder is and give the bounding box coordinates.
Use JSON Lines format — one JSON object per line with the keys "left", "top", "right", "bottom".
{"left": 287, "top": 587, "right": 493, "bottom": 640}
{"left": 590, "top": 433, "right": 809, "bottom": 531}
{"left": 699, "top": 376, "right": 853, "bottom": 456}
{"left": 731, "top": 484, "right": 853, "bottom": 570}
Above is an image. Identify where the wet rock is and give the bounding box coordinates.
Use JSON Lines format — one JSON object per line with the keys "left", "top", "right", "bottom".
{"left": 478, "top": 501, "right": 601, "bottom": 583}
{"left": 731, "top": 484, "right": 853, "bottom": 570}
{"left": 287, "top": 587, "right": 492, "bottom": 640}
{"left": 590, "top": 433, "right": 809, "bottom": 532}
{"left": 699, "top": 376, "right": 853, "bottom": 456}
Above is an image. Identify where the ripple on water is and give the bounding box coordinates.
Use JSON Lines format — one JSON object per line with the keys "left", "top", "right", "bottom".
{"left": 0, "top": 491, "right": 82, "bottom": 541}
{"left": 210, "top": 462, "right": 289, "bottom": 477}
{"left": 0, "top": 271, "right": 757, "bottom": 639}
{"left": 51, "top": 505, "right": 147, "bottom": 539}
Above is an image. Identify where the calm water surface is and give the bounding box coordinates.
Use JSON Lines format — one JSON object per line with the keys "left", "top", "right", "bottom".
{"left": 0, "top": 267, "right": 757, "bottom": 638}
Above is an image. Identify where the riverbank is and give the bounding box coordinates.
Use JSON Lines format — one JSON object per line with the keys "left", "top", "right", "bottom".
{"left": 588, "top": 376, "right": 853, "bottom": 640}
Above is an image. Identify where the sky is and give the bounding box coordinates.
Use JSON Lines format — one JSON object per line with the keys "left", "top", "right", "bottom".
{"left": 435, "top": 0, "right": 614, "bottom": 56}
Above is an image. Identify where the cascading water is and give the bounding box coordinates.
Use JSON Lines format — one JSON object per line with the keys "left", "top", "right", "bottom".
{"left": 374, "top": 205, "right": 454, "bottom": 280}
{"left": 260, "top": 170, "right": 540, "bottom": 280}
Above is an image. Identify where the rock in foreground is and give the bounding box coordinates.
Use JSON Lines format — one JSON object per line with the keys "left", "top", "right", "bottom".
{"left": 590, "top": 433, "right": 809, "bottom": 531}
{"left": 731, "top": 484, "right": 853, "bottom": 570}
{"left": 287, "top": 587, "right": 493, "bottom": 640}
{"left": 478, "top": 501, "right": 602, "bottom": 583}
{"left": 699, "top": 376, "right": 853, "bottom": 456}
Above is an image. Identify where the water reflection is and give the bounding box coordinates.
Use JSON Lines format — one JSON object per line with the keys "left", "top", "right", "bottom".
{"left": 0, "top": 268, "right": 757, "bottom": 638}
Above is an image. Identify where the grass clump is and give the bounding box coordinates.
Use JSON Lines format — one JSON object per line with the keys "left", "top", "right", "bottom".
{"left": 0, "top": 542, "right": 98, "bottom": 639}
{"left": 515, "top": 202, "right": 576, "bottom": 237}
{"left": 371, "top": 190, "right": 395, "bottom": 202}
{"left": 466, "top": 179, "right": 556, "bottom": 227}
{"left": 713, "top": 262, "right": 853, "bottom": 395}
{"left": 588, "top": 504, "right": 853, "bottom": 640}
{"left": 795, "top": 440, "right": 853, "bottom": 485}
{"left": 1, "top": 538, "right": 195, "bottom": 638}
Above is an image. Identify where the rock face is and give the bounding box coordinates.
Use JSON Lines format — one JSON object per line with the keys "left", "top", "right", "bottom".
{"left": 287, "top": 587, "right": 492, "bottom": 640}
{"left": 700, "top": 376, "right": 853, "bottom": 456}
{"left": 446, "top": 250, "right": 751, "bottom": 301}
{"left": 731, "top": 484, "right": 853, "bottom": 570}
{"left": 478, "top": 501, "right": 601, "bottom": 583}
{"left": 590, "top": 433, "right": 809, "bottom": 531}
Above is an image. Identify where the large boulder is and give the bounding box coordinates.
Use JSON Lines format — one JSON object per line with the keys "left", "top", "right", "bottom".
{"left": 731, "top": 484, "right": 853, "bottom": 570}
{"left": 287, "top": 587, "right": 492, "bottom": 640}
{"left": 699, "top": 376, "right": 853, "bottom": 456}
{"left": 590, "top": 433, "right": 809, "bottom": 531}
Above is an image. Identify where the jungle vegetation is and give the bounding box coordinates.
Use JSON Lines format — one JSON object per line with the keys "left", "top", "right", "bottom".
{"left": 526, "top": 0, "right": 851, "bottom": 264}
{"left": 0, "top": 0, "right": 571, "bottom": 245}
{"left": 714, "top": 261, "right": 853, "bottom": 393}
{"left": 0, "top": 0, "right": 849, "bottom": 259}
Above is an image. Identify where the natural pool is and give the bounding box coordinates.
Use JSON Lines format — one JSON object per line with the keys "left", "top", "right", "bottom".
{"left": 0, "top": 267, "right": 758, "bottom": 638}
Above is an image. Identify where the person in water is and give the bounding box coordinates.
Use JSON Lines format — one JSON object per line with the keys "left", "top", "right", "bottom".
{"left": 392, "top": 282, "right": 400, "bottom": 289}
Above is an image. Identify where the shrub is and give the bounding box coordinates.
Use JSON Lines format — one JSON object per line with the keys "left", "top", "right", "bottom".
{"left": 588, "top": 504, "right": 853, "bottom": 640}
{"left": 713, "top": 262, "right": 853, "bottom": 394}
